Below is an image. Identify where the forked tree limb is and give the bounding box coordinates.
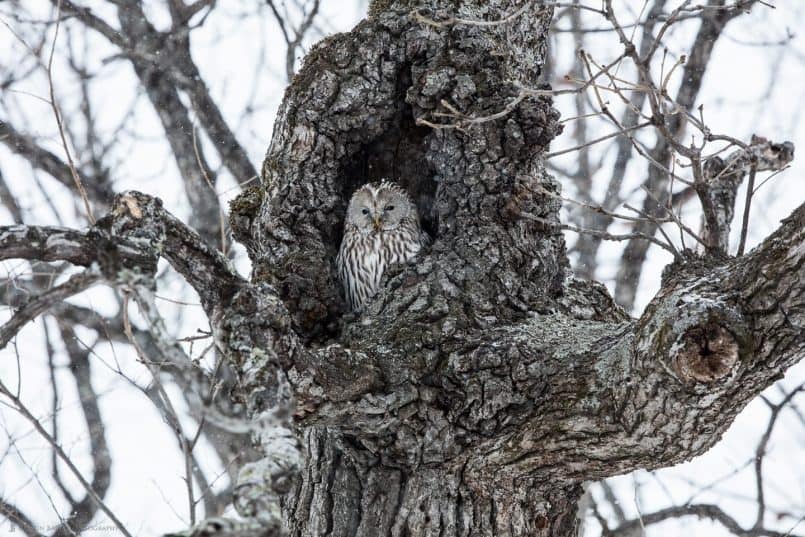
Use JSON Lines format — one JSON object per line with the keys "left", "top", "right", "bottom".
{"left": 0, "top": 1, "right": 802, "bottom": 535}
{"left": 0, "top": 192, "right": 801, "bottom": 536}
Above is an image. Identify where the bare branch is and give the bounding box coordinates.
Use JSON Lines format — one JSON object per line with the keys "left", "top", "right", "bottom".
{"left": 0, "top": 269, "right": 102, "bottom": 350}
{"left": 0, "top": 379, "right": 133, "bottom": 537}
{"left": 0, "top": 121, "right": 115, "bottom": 207}
{"left": 697, "top": 136, "right": 793, "bottom": 254}
{"left": 47, "top": 0, "right": 95, "bottom": 224}
{"left": 50, "top": 322, "right": 113, "bottom": 537}
{"left": 0, "top": 497, "right": 43, "bottom": 537}
{"left": 611, "top": 503, "right": 804, "bottom": 537}
{"left": 0, "top": 225, "right": 155, "bottom": 270}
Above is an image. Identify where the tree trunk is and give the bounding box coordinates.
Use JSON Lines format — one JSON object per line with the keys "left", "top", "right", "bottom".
{"left": 286, "top": 429, "right": 580, "bottom": 537}
{"left": 0, "top": 2, "right": 801, "bottom": 536}
{"left": 227, "top": 2, "right": 804, "bottom": 536}
{"left": 236, "top": 2, "right": 576, "bottom": 533}
{"left": 9, "top": 1, "right": 791, "bottom": 535}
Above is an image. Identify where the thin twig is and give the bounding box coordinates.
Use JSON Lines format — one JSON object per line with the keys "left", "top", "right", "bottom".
{"left": 192, "top": 126, "right": 227, "bottom": 255}
{"left": 121, "top": 291, "right": 198, "bottom": 526}
{"left": 753, "top": 384, "right": 804, "bottom": 531}
{"left": 518, "top": 210, "right": 678, "bottom": 255}
{"left": 752, "top": 165, "right": 790, "bottom": 196}
{"left": 737, "top": 163, "right": 757, "bottom": 256}
{"left": 47, "top": 0, "right": 95, "bottom": 224}
{"left": 0, "top": 379, "right": 133, "bottom": 537}
{"left": 545, "top": 120, "right": 651, "bottom": 159}
{"left": 0, "top": 270, "right": 102, "bottom": 350}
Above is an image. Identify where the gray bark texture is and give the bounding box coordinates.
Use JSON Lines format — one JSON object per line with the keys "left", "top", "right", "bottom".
{"left": 225, "top": 2, "right": 804, "bottom": 536}
{"left": 2, "top": 2, "right": 801, "bottom": 536}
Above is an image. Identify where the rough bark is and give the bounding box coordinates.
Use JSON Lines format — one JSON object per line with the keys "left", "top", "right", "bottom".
{"left": 1, "top": 2, "right": 802, "bottom": 537}
{"left": 697, "top": 136, "right": 793, "bottom": 253}
{"left": 225, "top": 2, "right": 804, "bottom": 536}
{"left": 235, "top": 2, "right": 573, "bottom": 530}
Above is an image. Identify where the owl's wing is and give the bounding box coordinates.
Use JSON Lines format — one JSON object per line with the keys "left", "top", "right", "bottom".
{"left": 419, "top": 230, "right": 432, "bottom": 248}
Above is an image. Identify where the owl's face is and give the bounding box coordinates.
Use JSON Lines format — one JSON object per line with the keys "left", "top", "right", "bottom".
{"left": 345, "top": 182, "right": 414, "bottom": 234}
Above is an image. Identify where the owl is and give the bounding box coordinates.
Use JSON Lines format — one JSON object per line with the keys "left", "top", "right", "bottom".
{"left": 336, "top": 181, "right": 427, "bottom": 312}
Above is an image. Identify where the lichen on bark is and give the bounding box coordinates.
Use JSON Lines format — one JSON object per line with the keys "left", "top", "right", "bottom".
{"left": 215, "top": 2, "right": 803, "bottom": 536}
{"left": 1, "top": 2, "right": 802, "bottom": 536}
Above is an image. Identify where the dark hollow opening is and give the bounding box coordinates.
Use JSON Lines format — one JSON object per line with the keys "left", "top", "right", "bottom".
{"left": 321, "top": 65, "right": 440, "bottom": 333}
{"left": 338, "top": 70, "right": 439, "bottom": 244}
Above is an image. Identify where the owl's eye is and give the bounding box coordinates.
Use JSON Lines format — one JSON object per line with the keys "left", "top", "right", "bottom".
{"left": 361, "top": 208, "right": 370, "bottom": 215}
{"left": 384, "top": 205, "right": 395, "bottom": 211}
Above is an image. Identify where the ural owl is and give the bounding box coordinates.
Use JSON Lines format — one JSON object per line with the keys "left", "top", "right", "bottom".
{"left": 336, "top": 181, "right": 427, "bottom": 312}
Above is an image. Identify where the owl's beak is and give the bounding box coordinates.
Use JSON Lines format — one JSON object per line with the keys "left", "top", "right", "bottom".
{"left": 372, "top": 215, "right": 382, "bottom": 231}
